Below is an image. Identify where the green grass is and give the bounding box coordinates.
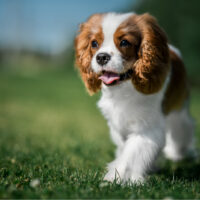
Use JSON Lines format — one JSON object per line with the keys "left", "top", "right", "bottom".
{"left": 0, "top": 67, "right": 200, "bottom": 199}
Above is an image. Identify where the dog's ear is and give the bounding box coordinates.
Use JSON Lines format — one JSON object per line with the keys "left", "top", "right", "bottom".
{"left": 132, "top": 13, "right": 170, "bottom": 94}
{"left": 78, "top": 70, "right": 101, "bottom": 95}
{"left": 75, "top": 15, "right": 102, "bottom": 95}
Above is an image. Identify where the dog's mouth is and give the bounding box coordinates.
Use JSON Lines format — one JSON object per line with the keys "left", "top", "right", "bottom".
{"left": 98, "top": 69, "right": 133, "bottom": 86}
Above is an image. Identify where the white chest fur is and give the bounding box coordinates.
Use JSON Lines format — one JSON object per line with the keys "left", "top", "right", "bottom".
{"left": 98, "top": 80, "right": 166, "bottom": 141}
{"left": 97, "top": 76, "right": 194, "bottom": 184}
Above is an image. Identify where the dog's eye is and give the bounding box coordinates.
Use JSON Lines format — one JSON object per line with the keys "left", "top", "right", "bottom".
{"left": 91, "top": 40, "right": 98, "bottom": 48}
{"left": 120, "top": 40, "right": 131, "bottom": 47}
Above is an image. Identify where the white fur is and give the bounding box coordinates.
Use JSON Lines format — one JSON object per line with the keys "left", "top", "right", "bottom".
{"left": 163, "top": 105, "right": 195, "bottom": 160}
{"left": 91, "top": 13, "right": 133, "bottom": 74}
{"left": 98, "top": 78, "right": 195, "bottom": 184}
{"left": 90, "top": 14, "right": 195, "bottom": 184}
{"left": 169, "top": 44, "right": 182, "bottom": 58}
{"left": 98, "top": 78, "right": 168, "bottom": 183}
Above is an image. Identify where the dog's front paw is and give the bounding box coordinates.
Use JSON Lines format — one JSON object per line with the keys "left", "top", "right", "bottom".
{"left": 128, "top": 174, "right": 145, "bottom": 185}
{"left": 104, "top": 171, "right": 145, "bottom": 185}
{"left": 103, "top": 161, "right": 125, "bottom": 183}
{"left": 103, "top": 170, "right": 117, "bottom": 183}
{"left": 103, "top": 168, "right": 123, "bottom": 183}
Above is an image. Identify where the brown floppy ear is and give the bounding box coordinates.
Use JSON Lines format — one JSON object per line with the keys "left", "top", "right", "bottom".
{"left": 75, "top": 16, "right": 102, "bottom": 95}
{"left": 132, "top": 13, "right": 170, "bottom": 94}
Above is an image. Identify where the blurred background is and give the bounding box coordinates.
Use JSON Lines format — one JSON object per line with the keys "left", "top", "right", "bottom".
{"left": 0, "top": 0, "right": 200, "bottom": 198}
{"left": 0, "top": 0, "right": 200, "bottom": 80}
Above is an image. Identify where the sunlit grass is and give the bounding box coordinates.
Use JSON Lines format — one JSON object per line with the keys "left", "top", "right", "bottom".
{"left": 0, "top": 68, "right": 199, "bottom": 198}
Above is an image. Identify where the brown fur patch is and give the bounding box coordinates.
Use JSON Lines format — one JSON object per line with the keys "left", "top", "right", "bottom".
{"left": 114, "top": 18, "right": 141, "bottom": 61}
{"left": 125, "top": 14, "right": 170, "bottom": 94}
{"left": 75, "top": 14, "right": 104, "bottom": 94}
{"left": 162, "top": 50, "right": 189, "bottom": 114}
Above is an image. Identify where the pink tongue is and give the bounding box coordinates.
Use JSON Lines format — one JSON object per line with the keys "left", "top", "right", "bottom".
{"left": 99, "top": 72, "right": 120, "bottom": 84}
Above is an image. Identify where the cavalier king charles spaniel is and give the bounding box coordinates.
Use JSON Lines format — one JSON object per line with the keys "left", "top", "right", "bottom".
{"left": 75, "top": 12, "right": 195, "bottom": 184}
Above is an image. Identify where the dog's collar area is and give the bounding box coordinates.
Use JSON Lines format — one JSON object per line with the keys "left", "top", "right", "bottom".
{"left": 119, "top": 69, "right": 133, "bottom": 82}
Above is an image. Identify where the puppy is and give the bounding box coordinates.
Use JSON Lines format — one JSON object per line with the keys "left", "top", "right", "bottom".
{"left": 75, "top": 12, "right": 195, "bottom": 183}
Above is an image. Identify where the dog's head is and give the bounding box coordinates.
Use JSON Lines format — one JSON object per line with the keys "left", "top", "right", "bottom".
{"left": 75, "top": 13, "right": 170, "bottom": 95}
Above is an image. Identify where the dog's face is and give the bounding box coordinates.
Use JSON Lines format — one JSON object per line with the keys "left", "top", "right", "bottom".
{"left": 75, "top": 13, "right": 170, "bottom": 94}
{"left": 91, "top": 13, "right": 141, "bottom": 86}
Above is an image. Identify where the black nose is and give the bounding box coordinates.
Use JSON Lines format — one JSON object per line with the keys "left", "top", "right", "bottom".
{"left": 96, "top": 53, "right": 111, "bottom": 66}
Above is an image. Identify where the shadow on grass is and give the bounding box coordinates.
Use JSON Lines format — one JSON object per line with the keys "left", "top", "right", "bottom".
{"left": 158, "top": 157, "right": 200, "bottom": 181}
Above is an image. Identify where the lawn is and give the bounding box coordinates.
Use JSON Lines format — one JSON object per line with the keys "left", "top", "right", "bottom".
{"left": 0, "top": 67, "right": 200, "bottom": 199}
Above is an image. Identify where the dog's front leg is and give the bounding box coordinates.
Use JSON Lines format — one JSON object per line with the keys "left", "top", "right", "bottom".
{"left": 104, "top": 131, "right": 165, "bottom": 184}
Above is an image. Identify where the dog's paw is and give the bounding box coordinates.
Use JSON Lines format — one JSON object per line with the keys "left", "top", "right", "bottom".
{"left": 128, "top": 174, "right": 145, "bottom": 185}
{"left": 103, "top": 160, "right": 126, "bottom": 183}
{"left": 103, "top": 169, "right": 121, "bottom": 183}
{"left": 104, "top": 171, "right": 145, "bottom": 185}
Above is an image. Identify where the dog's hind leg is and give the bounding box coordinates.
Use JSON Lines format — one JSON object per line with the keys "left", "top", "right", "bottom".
{"left": 163, "top": 103, "right": 196, "bottom": 161}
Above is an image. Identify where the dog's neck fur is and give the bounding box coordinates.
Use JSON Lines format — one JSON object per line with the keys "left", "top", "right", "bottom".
{"left": 99, "top": 79, "right": 168, "bottom": 111}
{"left": 98, "top": 79, "right": 169, "bottom": 142}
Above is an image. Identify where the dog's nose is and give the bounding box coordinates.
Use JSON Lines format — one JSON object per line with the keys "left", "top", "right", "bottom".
{"left": 96, "top": 53, "right": 111, "bottom": 66}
